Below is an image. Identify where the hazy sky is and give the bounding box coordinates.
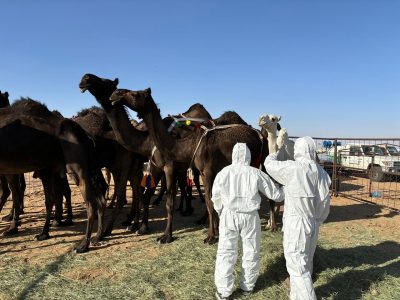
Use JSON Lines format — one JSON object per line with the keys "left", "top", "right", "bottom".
{"left": 1, "top": 1, "right": 399, "bottom": 137}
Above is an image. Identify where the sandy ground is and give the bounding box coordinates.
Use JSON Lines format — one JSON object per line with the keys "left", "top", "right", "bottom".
{"left": 338, "top": 173, "right": 400, "bottom": 209}
{"left": 0, "top": 173, "right": 399, "bottom": 266}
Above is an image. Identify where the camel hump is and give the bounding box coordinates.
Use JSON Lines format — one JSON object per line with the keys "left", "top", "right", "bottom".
{"left": 11, "top": 98, "right": 55, "bottom": 119}
{"left": 214, "top": 111, "right": 248, "bottom": 126}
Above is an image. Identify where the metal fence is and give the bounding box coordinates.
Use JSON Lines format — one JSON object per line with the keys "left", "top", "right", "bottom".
{"left": 290, "top": 137, "right": 400, "bottom": 211}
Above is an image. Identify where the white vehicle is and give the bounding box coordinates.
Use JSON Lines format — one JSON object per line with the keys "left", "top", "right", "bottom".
{"left": 327, "top": 144, "right": 400, "bottom": 181}
{"left": 376, "top": 143, "right": 400, "bottom": 157}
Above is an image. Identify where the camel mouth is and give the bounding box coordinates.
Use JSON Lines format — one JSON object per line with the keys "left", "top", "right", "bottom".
{"left": 80, "top": 87, "right": 87, "bottom": 93}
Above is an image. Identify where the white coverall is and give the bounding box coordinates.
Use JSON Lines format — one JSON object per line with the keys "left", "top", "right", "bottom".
{"left": 212, "top": 143, "right": 284, "bottom": 298}
{"left": 264, "top": 137, "right": 331, "bottom": 300}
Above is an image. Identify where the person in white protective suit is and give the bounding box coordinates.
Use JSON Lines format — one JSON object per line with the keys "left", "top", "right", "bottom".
{"left": 212, "top": 143, "right": 284, "bottom": 300}
{"left": 264, "top": 136, "right": 331, "bottom": 300}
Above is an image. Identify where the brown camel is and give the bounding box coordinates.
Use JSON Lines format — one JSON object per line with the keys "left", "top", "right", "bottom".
{"left": 72, "top": 106, "right": 144, "bottom": 234}
{"left": 108, "top": 88, "right": 264, "bottom": 244}
{"left": 0, "top": 97, "right": 106, "bottom": 253}
{"left": 1, "top": 92, "right": 73, "bottom": 226}
{"left": 79, "top": 74, "right": 213, "bottom": 237}
{"left": 0, "top": 91, "right": 26, "bottom": 220}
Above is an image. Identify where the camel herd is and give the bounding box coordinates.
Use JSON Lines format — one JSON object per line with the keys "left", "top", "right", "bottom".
{"left": 0, "top": 74, "right": 292, "bottom": 253}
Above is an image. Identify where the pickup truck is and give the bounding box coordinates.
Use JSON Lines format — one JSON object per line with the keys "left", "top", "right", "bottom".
{"left": 326, "top": 144, "right": 400, "bottom": 181}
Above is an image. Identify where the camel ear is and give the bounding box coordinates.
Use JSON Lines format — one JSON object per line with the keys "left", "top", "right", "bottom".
{"left": 277, "top": 116, "right": 281, "bottom": 122}
{"left": 145, "top": 88, "right": 152, "bottom": 95}
{"left": 5, "top": 92, "right": 9, "bottom": 98}
{"left": 277, "top": 123, "right": 281, "bottom": 131}
{"left": 114, "top": 78, "right": 119, "bottom": 86}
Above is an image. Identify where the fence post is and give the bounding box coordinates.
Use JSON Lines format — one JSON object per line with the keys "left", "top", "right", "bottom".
{"left": 368, "top": 154, "right": 374, "bottom": 197}
{"left": 332, "top": 139, "right": 338, "bottom": 196}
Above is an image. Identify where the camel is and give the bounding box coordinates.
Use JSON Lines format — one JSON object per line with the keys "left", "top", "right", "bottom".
{"left": 0, "top": 91, "right": 26, "bottom": 220}
{"left": 108, "top": 87, "right": 264, "bottom": 244}
{"left": 0, "top": 97, "right": 106, "bottom": 253}
{"left": 259, "top": 114, "right": 294, "bottom": 231}
{"left": 79, "top": 74, "right": 218, "bottom": 235}
{"left": 72, "top": 106, "right": 143, "bottom": 235}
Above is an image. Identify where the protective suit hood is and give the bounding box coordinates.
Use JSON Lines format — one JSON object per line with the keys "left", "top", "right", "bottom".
{"left": 232, "top": 143, "right": 251, "bottom": 166}
{"left": 294, "top": 136, "right": 317, "bottom": 162}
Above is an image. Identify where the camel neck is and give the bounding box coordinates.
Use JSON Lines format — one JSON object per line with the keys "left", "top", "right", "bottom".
{"left": 93, "top": 92, "right": 153, "bottom": 157}
{"left": 141, "top": 97, "right": 198, "bottom": 163}
{"left": 267, "top": 130, "right": 278, "bottom": 154}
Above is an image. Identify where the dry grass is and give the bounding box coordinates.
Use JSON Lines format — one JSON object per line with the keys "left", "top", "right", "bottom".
{"left": 0, "top": 181, "right": 399, "bottom": 299}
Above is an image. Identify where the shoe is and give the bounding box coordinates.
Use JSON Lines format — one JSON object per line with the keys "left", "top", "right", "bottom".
{"left": 215, "top": 291, "right": 230, "bottom": 300}
{"left": 241, "top": 289, "right": 253, "bottom": 296}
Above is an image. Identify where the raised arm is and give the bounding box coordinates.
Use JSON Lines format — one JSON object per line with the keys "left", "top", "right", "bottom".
{"left": 264, "top": 149, "right": 294, "bottom": 186}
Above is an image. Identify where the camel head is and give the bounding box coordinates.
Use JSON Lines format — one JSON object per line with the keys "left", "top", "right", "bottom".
{"left": 109, "top": 88, "right": 152, "bottom": 118}
{"left": 258, "top": 114, "right": 281, "bottom": 132}
{"left": 79, "top": 73, "right": 119, "bottom": 107}
{"left": 0, "top": 90, "right": 10, "bottom": 108}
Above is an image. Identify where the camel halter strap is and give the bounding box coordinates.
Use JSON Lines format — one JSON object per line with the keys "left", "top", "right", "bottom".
{"left": 148, "top": 146, "right": 159, "bottom": 169}
{"left": 167, "top": 114, "right": 211, "bottom": 132}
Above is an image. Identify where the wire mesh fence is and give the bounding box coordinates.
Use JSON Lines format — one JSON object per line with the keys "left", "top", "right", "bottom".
{"left": 290, "top": 137, "right": 400, "bottom": 210}
{"left": 16, "top": 138, "right": 400, "bottom": 212}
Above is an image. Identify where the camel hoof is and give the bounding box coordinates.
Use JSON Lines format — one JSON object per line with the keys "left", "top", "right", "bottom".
{"left": 74, "top": 243, "right": 89, "bottom": 253}
{"left": 91, "top": 235, "right": 103, "bottom": 246}
{"left": 181, "top": 208, "right": 194, "bottom": 216}
{"left": 157, "top": 234, "right": 174, "bottom": 244}
{"left": 19, "top": 209, "right": 25, "bottom": 215}
{"left": 135, "top": 224, "right": 149, "bottom": 235}
{"left": 34, "top": 233, "right": 50, "bottom": 241}
{"left": 2, "top": 228, "right": 18, "bottom": 236}
{"left": 203, "top": 236, "right": 218, "bottom": 245}
{"left": 270, "top": 226, "right": 279, "bottom": 232}
{"left": 128, "top": 222, "right": 139, "bottom": 232}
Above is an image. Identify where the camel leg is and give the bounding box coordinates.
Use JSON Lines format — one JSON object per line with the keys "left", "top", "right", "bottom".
{"left": 121, "top": 177, "right": 140, "bottom": 227}
{"left": 126, "top": 161, "right": 143, "bottom": 232}
{"left": 157, "top": 163, "right": 175, "bottom": 244}
{"left": 104, "top": 171, "right": 128, "bottom": 236}
{"left": 2, "top": 175, "right": 23, "bottom": 236}
{"left": 75, "top": 202, "right": 95, "bottom": 253}
{"left": 179, "top": 176, "right": 193, "bottom": 216}
{"left": 266, "top": 200, "right": 278, "bottom": 232}
{"left": 62, "top": 176, "right": 73, "bottom": 226}
{"left": 18, "top": 174, "right": 26, "bottom": 214}
{"left": 0, "top": 176, "right": 11, "bottom": 215}
{"left": 193, "top": 169, "right": 205, "bottom": 203}
{"left": 35, "top": 170, "right": 58, "bottom": 240}
{"left": 202, "top": 171, "right": 218, "bottom": 245}
{"left": 105, "top": 169, "right": 112, "bottom": 200}
{"left": 52, "top": 175, "right": 64, "bottom": 227}
{"left": 152, "top": 175, "right": 166, "bottom": 206}
{"left": 135, "top": 168, "right": 163, "bottom": 234}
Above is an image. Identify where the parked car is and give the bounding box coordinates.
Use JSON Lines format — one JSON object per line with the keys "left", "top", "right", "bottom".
{"left": 326, "top": 144, "right": 400, "bottom": 181}
{"left": 376, "top": 143, "right": 400, "bottom": 156}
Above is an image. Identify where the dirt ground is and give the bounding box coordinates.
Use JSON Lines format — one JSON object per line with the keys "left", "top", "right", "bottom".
{"left": 0, "top": 173, "right": 399, "bottom": 267}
